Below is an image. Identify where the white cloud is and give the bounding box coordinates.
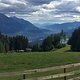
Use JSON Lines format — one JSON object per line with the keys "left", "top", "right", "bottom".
{"left": 76, "top": 6, "right": 80, "bottom": 12}
{"left": 0, "top": 2, "right": 10, "bottom": 10}
{"left": 0, "top": 2, "right": 10, "bottom": 7}
{"left": 42, "top": 1, "right": 61, "bottom": 9}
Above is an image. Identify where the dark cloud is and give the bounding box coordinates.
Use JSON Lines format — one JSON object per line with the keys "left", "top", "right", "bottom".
{"left": 27, "top": 0, "right": 54, "bottom": 5}
{"left": 56, "top": 1, "right": 79, "bottom": 12}
{"left": 0, "top": 0, "right": 39, "bottom": 14}
{"left": 1, "top": 0, "right": 12, "bottom": 4}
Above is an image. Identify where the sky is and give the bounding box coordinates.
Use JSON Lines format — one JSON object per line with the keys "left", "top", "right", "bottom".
{"left": 0, "top": 0, "right": 80, "bottom": 24}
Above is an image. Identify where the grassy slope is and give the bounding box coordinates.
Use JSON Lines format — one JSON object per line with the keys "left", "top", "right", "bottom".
{"left": 0, "top": 45, "right": 80, "bottom": 80}
{"left": 0, "top": 45, "right": 80, "bottom": 72}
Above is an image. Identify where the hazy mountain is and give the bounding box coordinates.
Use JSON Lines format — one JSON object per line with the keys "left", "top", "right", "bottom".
{"left": 0, "top": 13, "right": 41, "bottom": 34}
{"left": 0, "top": 13, "right": 51, "bottom": 43}
{"left": 34, "top": 23, "right": 53, "bottom": 28}
{"left": 42, "top": 21, "right": 80, "bottom": 36}
{"left": 0, "top": 13, "right": 80, "bottom": 44}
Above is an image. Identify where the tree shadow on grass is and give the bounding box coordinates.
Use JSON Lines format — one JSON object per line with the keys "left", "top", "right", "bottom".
{"left": 65, "top": 50, "right": 72, "bottom": 52}
{"left": 65, "top": 49, "right": 80, "bottom": 52}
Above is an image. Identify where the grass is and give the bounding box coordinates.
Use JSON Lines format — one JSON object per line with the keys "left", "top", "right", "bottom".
{"left": 0, "top": 45, "right": 80, "bottom": 80}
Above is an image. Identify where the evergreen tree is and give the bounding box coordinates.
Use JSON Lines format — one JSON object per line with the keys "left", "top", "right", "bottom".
{"left": 9, "top": 35, "right": 28, "bottom": 51}
{"left": 41, "top": 33, "right": 66, "bottom": 51}
{"left": 41, "top": 35, "right": 54, "bottom": 51}
{"left": 60, "top": 30, "right": 66, "bottom": 42}
{"left": 0, "top": 33, "right": 29, "bottom": 52}
{"left": 52, "top": 34, "right": 61, "bottom": 48}
{"left": 32, "top": 43, "right": 41, "bottom": 52}
{"left": 68, "top": 28, "right": 80, "bottom": 51}
{"left": 0, "top": 41, "right": 5, "bottom": 53}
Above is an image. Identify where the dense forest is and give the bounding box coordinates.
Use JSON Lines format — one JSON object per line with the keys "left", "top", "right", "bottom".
{"left": 0, "top": 30, "right": 67, "bottom": 53}
{"left": 0, "top": 33, "right": 28, "bottom": 53}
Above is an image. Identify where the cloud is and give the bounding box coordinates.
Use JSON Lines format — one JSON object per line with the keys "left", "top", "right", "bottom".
{"left": 27, "top": 0, "right": 54, "bottom": 5}
{"left": 76, "top": 6, "right": 80, "bottom": 12}
{"left": 1, "top": 0, "right": 27, "bottom": 5}
{"left": 0, "top": 0, "right": 38, "bottom": 14}
{"left": 0, "top": 2, "right": 10, "bottom": 10}
{"left": 0, "top": 0, "right": 80, "bottom": 23}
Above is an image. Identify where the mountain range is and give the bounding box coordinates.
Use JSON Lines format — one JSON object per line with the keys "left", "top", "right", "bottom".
{"left": 0, "top": 13, "right": 80, "bottom": 44}
{"left": 0, "top": 13, "right": 51, "bottom": 43}
{"left": 41, "top": 22, "right": 80, "bottom": 36}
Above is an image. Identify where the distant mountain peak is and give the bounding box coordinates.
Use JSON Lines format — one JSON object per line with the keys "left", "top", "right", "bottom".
{"left": 0, "top": 13, "right": 50, "bottom": 43}
{"left": 0, "top": 13, "right": 8, "bottom": 18}
{"left": 0, "top": 13, "right": 5, "bottom": 16}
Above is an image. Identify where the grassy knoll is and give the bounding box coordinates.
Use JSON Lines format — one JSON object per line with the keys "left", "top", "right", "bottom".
{"left": 0, "top": 45, "right": 80, "bottom": 80}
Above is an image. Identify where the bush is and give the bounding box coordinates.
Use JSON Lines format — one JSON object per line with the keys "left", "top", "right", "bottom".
{"left": 57, "top": 43, "right": 66, "bottom": 49}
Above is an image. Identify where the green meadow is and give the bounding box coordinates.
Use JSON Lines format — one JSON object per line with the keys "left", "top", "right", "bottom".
{"left": 0, "top": 45, "right": 80, "bottom": 80}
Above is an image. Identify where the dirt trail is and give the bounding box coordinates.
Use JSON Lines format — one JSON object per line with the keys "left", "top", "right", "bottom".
{"left": 0, "top": 63, "right": 80, "bottom": 77}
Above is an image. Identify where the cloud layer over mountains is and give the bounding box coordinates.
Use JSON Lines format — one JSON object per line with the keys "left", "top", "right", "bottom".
{"left": 0, "top": 0, "right": 80, "bottom": 23}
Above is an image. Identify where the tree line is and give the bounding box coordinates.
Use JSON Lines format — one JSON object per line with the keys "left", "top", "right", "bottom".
{"left": 0, "top": 33, "right": 28, "bottom": 53}
{"left": 32, "top": 30, "right": 66, "bottom": 52}
{"left": 1, "top": 27, "right": 80, "bottom": 53}
{"left": 0, "top": 30, "right": 66, "bottom": 53}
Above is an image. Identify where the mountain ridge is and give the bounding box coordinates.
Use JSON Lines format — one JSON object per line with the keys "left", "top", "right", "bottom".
{"left": 41, "top": 21, "right": 80, "bottom": 36}
{"left": 0, "top": 13, "right": 51, "bottom": 43}
{"left": 0, "top": 13, "right": 80, "bottom": 43}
